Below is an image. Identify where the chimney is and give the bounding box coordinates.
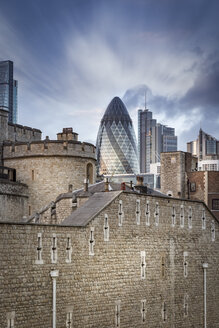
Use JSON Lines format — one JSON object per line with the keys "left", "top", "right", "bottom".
{"left": 121, "top": 182, "right": 126, "bottom": 190}
{"left": 105, "top": 178, "right": 109, "bottom": 192}
{"left": 136, "top": 176, "right": 144, "bottom": 186}
{"left": 84, "top": 179, "right": 88, "bottom": 192}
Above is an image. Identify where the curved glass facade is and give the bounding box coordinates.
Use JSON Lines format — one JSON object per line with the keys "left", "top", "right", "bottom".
{"left": 96, "top": 97, "right": 139, "bottom": 175}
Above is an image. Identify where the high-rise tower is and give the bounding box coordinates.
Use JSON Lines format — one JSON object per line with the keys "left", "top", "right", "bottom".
{"left": 0, "top": 60, "right": 17, "bottom": 123}
{"left": 138, "top": 109, "right": 177, "bottom": 173}
{"left": 96, "top": 97, "right": 139, "bottom": 175}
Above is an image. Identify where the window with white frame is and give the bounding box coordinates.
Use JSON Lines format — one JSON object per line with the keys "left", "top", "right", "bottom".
{"left": 184, "top": 293, "right": 189, "bottom": 317}
{"left": 115, "top": 300, "right": 121, "bottom": 327}
{"left": 136, "top": 199, "right": 141, "bottom": 225}
{"left": 51, "top": 234, "right": 57, "bottom": 264}
{"left": 202, "top": 208, "right": 206, "bottom": 230}
{"left": 145, "top": 200, "right": 150, "bottom": 226}
{"left": 183, "top": 252, "right": 188, "bottom": 278}
{"left": 103, "top": 214, "right": 109, "bottom": 241}
{"left": 35, "top": 233, "right": 43, "bottom": 264}
{"left": 141, "top": 251, "right": 146, "bottom": 279}
{"left": 89, "top": 227, "right": 95, "bottom": 256}
{"left": 7, "top": 311, "right": 15, "bottom": 328}
{"left": 66, "top": 307, "right": 73, "bottom": 328}
{"left": 171, "top": 205, "right": 176, "bottom": 227}
{"left": 188, "top": 206, "right": 192, "bottom": 229}
{"left": 66, "top": 236, "right": 72, "bottom": 263}
{"left": 141, "top": 299, "right": 146, "bottom": 323}
{"left": 180, "top": 205, "right": 184, "bottom": 228}
{"left": 211, "top": 221, "right": 215, "bottom": 242}
{"left": 118, "top": 200, "right": 124, "bottom": 226}
{"left": 162, "top": 301, "right": 167, "bottom": 322}
{"left": 154, "top": 202, "right": 159, "bottom": 226}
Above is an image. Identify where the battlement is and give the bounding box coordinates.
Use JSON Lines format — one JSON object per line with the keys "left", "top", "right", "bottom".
{"left": 8, "top": 123, "right": 42, "bottom": 142}
{"left": 3, "top": 139, "right": 96, "bottom": 160}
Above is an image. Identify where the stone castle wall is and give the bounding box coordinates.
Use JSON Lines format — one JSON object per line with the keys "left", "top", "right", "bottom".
{"left": 0, "top": 107, "right": 42, "bottom": 145}
{"left": 0, "top": 192, "right": 218, "bottom": 327}
{"left": 3, "top": 141, "right": 96, "bottom": 214}
{"left": 7, "top": 123, "right": 42, "bottom": 143}
{"left": 161, "top": 152, "right": 186, "bottom": 198}
{"left": 0, "top": 179, "right": 28, "bottom": 221}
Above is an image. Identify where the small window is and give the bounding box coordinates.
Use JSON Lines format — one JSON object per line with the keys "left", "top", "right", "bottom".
{"left": 141, "top": 251, "right": 146, "bottom": 279}
{"left": 154, "top": 202, "right": 159, "bottom": 226}
{"left": 51, "top": 234, "right": 57, "bottom": 263}
{"left": 190, "top": 182, "right": 196, "bottom": 192}
{"left": 202, "top": 208, "right": 206, "bottom": 230}
{"left": 35, "top": 233, "right": 43, "bottom": 264}
{"left": 89, "top": 228, "right": 95, "bottom": 256}
{"left": 212, "top": 199, "right": 219, "bottom": 210}
{"left": 183, "top": 252, "right": 188, "bottom": 278}
{"left": 103, "top": 214, "right": 109, "bottom": 241}
{"left": 66, "top": 236, "right": 72, "bottom": 263}
{"left": 188, "top": 207, "right": 192, "bottom": 229}
{"left": 66, "top": 312, "right": 73, "bottom": 328}
{"left": 171, "top": 206, "right": 176, "bottom": 227}
{"left": 180, "top": 205, "right": 184, "bottom": 228}
{"left": 184, "top": 294, "right": 189, "bottom": 317}
{"left": 118, "top": 200, "right": 124, "bottom": 226}
{"left": 141, "top": 300, "right": 146, "bottom": 323}
{"left": 115, "top": 300, "right": 121, "bottom": 327}
{"left": 211, "top": 221, "right": 215, "bottom": 242}
{"left": 162, "top": 301, "right": 167, "bottom": 322}
{"left": 31, "top": 169, "right": 35, "bottom": 181}
{"left": 136, "top": 199, "right": 141, "bottom": 225}
{"left": 7, "top": 312, "right": 15, "bottom": 328}
{"left": 161, "top": 254, "right": 166, "bottom": 279}
{"left": 145, "top": 200, "right": 150, "bottom": 226}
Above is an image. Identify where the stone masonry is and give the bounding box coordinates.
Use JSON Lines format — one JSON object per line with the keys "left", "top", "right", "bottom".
{"left": 0, "top": 179, "right": 28, "bottom": 221}
{"left": 0, "top": 191, "right": 218, "bottom": 327}
{"left": 3, "top": 139, "right": 96, "bottom": 215}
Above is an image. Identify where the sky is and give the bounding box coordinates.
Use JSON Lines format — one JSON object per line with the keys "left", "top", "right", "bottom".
{"left": 1, "top": 0, "right": 219, "bottom": 150}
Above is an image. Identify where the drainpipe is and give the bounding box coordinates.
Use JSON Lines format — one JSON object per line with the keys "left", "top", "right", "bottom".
{"left": 203, "top": 263, "right": 208, "bottom": 328}
{"left": 50, "top": 270, "right": 59, "bottom": 328}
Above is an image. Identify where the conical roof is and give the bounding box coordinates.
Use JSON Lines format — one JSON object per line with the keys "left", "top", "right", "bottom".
{"left": 101, "top": 97, "right": 132, "bottom": 124}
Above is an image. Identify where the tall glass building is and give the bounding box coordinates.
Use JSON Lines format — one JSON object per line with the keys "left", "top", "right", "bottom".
{"left": 138, "top": 109, "right": 177, "bottom": 173}
{"left": 96, "top": 97, "right": 139, "bottom": 175}
{"left": 0, "top": 60, "right": 17, "bottom": 123}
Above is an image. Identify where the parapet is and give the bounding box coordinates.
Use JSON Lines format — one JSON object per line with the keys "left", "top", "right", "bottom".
{"left": 57, "top": 127, "right": 78, "bottom": 141}
{"left": 3, "top": 139, "right": 96, "bottom": 160}
{"left": 8, "top": 123, "right": 42, "bottom": 143}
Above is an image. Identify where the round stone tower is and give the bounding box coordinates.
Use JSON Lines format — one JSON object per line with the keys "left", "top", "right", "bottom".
{"left": 3, "top": 128, "right": 96, "bottom": 215}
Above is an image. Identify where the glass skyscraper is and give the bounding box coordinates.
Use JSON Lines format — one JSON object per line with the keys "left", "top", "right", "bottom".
{"left": 0, "top": 60, "right": 17, "bottom": 123}
{"left": 96, "top": 97, "right": 139, "bottom": 175}
{"left": 138, "top": 109, "right": 177, "bottom": 173}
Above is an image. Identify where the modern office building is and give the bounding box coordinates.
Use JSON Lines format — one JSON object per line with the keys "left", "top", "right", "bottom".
{"left": 0, "top": 60, "right": 17, "bottom": 123}
{"left": 187, "top": 129, "right": 219, "bottom": 161}
{"left": 138, "top": 109, "right": 177, "bottom": 173}
{"left": 96, "top": 96, "right": 139, "bottom": 175}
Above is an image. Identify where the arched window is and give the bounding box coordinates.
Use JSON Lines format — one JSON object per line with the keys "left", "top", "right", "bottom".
{"left": 86, "top": 163, "right": 94, "bottom": 184}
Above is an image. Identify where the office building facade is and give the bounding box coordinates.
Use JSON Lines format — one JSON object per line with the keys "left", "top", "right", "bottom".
{"left": 138, "top": 109, "right": 177, "bottom": 173}
{"left": 0, "top": 60, "right": 17, "bottom": 123}
{"left": 96, "top": 97, "right": 139, "bottom": 175}
{"left": 187, "top": 129, "right": 219, "bottom": 161}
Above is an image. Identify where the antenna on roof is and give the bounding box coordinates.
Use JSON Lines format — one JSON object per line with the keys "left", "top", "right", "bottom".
{"left": 144, "top": 89, "right": 147, "bottom": 110}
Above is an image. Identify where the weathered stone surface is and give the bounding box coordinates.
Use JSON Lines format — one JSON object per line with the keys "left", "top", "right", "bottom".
{"left": 0, "top": 179, "right": 28, "bottom": 221}
{"left": 0, "top": 191, "right": 218, "bottom": 327}
{"left": 3, "top": 141, "right": 96, "bottom": 214}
